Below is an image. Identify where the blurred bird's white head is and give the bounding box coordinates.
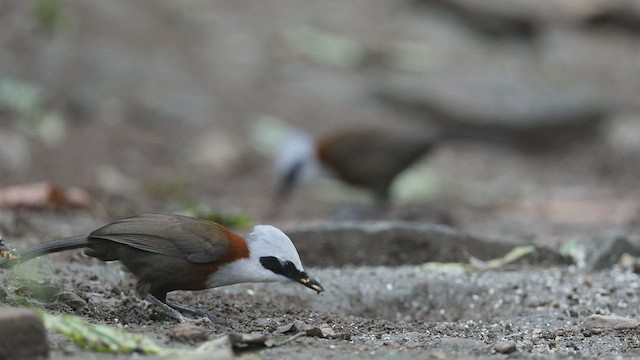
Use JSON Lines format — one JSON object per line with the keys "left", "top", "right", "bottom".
{"left": 275, "top": 130, "right": 326, "bottom": 198}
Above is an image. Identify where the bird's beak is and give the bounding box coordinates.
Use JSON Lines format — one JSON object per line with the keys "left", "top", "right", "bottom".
{"left": 298, "top": 275, "right": 324, "bottom": 294}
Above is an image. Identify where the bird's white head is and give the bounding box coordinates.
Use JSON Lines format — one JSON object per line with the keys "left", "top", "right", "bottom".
{"left": 207, "top": 225, "right": 324, "bottom": 293}
{"left": 275, "top": 131, "right": 326, "bottom": 198}
{"left": 248, "top": 225, "right": 303, "bottom": 272}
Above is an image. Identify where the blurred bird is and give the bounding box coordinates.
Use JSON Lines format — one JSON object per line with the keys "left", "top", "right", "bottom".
{"left": 276, "top": 126, "right": 439, "bottom": 206}
{"left": 0, "top": 213, "right": 323, "bottom": 322}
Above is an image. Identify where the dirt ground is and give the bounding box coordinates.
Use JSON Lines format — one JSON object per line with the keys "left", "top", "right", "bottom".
{"left": 2, "top": 176, "right": 640, "bottom": 360}
{"left": 2, "top": 1, "right": 640, "bottom": 359}
{"left": 9, "top": 260, "right": 640, "bottom": 359}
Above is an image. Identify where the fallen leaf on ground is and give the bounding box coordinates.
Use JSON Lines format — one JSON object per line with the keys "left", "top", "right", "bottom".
{"left": 39, "top": 310, "right": 234, "bottom": 357}
{"left": 0, "top": 182, "right": 92, "bottom": 209}
{"left": 468, "top": 245, "right": 536, "bottom": 270}
{"left": 423, "top": 246, "right": 537, "bottom": 272}
{"left": 305, "top": 326, "right": 351, "bottom": 340}
{"left": 39, "top": 311, "right": 165, "bottom": 354}
{"left": 39, "top": 311, "right": 349, "bottom": 357}
{"left": 274, "top": 320, "right": 312, "bottom": 335}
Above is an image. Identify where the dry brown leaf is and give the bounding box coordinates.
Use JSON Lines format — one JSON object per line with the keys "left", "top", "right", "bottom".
{"left": 305, "top": 326, "right": 351, "bottom": 340}
{"left": 274, "top": 320, "right": 313, "bottom": 335}
{"left": 0, "top": 182, "right": 92, "bottom": 209}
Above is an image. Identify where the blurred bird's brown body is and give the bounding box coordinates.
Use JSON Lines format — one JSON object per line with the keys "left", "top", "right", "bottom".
{"left": 316, "top": 127, "right": 436, "bottom": 202}
{"left": 277, "top": 126, "right": 438, "bottom": 204}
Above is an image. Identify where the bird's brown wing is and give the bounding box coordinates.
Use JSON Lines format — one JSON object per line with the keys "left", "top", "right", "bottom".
{"left": 88, "top": 213, "right": 231, "bottom": 264}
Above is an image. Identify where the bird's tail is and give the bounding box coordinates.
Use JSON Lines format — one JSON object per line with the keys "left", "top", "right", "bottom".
{"left": 0, "top": 235, "right": 88, "bottom": 269}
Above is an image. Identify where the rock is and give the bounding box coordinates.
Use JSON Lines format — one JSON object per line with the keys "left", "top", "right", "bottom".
{"left": 412, "top": 0, "right": 640, "bottom": 36}
{"left": 378, "top": 70, "right": 603, "bottom": 125}
{"left": 583, "top": 232, "right": 639, "bottom": 272}
{"left": 581, "top": 315, "right": 640, "bottom": 331}
{"left": 167, "top": 323, "right": 210, "bottom": 343}
{"left": 0, "top": 307, "right": 49, "bottom": 360}
{"left": 412, "top": 0, "right": 538, "bottom": 38}
{"left": 192, "top": 335, "right": 234, "bottom": 359}
{"left": 15, "top": 281, "right": 62, "bottom": 301}
{"left": 538, "top": 30, "right": 640, "bottom": 112}
{"left": 54, "top": 292, "right": 87, "bottom": 311}
{"left": 286, "top": 221, "right": 570, "bottom": 267}
{"left": 494, "top": 341, "right": 517, "bottom": 354}
{"left": 377, "top": 71, "right": 605, "bottom": 151}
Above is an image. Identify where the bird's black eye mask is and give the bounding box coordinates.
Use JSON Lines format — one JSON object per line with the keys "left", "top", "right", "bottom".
{"left": 260, "top": 256, "right": 305, "bottom": 281}
{"left": 260, "top": 256, "right": 325, "bottom": 293}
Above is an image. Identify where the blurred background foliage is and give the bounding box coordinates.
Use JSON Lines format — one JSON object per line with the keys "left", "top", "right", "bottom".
{"left": 0, "top": 0, "right": 639, "bottom": 231}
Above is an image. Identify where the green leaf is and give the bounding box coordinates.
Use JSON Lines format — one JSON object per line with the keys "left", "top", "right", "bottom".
{"left": 38, "top": 311, "right": 167, "bottom": 354}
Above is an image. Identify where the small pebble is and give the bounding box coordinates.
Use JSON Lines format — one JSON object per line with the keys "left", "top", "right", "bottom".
{"left": 56, "top": 292, "right": 87, "bottom": 310}
{"left": 494, "top": 341, "right": 517, "bottom": 354}
{"left": 581, "top": 314, "right": 640, "bottom": 331}
{"left": 167, "top": 323, "right": 210, "bottom": 343}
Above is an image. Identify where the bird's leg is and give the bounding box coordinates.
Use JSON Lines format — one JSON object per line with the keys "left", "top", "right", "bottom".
{"left": 164, "top": 301, "right": 215, "bottom": 322}
{"left": 145, "top": 294, "right": 214, "bottom": 323}
{"left": 145, "top": 294, "right": 189, "bottom": 323}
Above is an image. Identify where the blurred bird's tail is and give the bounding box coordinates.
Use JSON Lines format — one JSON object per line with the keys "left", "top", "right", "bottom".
{"left": 0, "top": 235, "right": 88, "bottom": 269}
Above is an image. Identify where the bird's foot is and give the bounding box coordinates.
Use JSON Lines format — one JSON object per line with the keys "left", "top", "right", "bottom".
{"left": 166, "top": 301, "right": 215, "bottom": 323}
{"left": 145, "top": 294, "right": 214, "bottom": 324}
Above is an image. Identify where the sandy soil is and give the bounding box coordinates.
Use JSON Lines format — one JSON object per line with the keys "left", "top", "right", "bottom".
{"left": 1, "top": 202, "right": 640, "bottom": 359}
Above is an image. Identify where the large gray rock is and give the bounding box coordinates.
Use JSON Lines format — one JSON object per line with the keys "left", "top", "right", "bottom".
{"left": 413, "top": 0, "right": 640, "bottom": 36}
{"left": 0, "top": 307, "right": 48, "bottom": 359}
{"left": 583, "top": 232, "right": 640, "bottom": 272}
{"left": 581, "top": 314, "right": 640, "bottom": 331}
{"left": 538, "top": 29, "right": 640, "bottom": 112}
{"left": 376, "top": 70, "right": 605, "bottom": 151}
{"left": 286, "top": 221, "right": 570, "bottom": 267}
